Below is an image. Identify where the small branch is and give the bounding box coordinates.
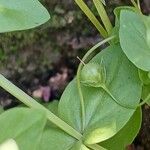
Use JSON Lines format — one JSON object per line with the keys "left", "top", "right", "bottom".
{"left": 137, "top": 0, "right": 141, "bottom": 10}
{"left": 93, "top": 0, "right": 113, "bottom": 34}
{"left": 75, "top": 0, "right": 107, "bottom": 38}
{"left": 130, "top": 0, "right": 142, "bottom": 14}
{"left": 77, "top": 56, "right": 86, "bottom": 65}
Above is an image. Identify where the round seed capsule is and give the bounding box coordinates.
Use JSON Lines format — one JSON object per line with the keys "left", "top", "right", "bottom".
{"left": 80, "top": 63, "right": 106, "bottom": 87}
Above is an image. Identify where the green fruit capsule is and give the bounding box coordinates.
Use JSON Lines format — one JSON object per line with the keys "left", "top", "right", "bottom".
{"left": 80, "top": 62, "right": 106, "bottom": 87}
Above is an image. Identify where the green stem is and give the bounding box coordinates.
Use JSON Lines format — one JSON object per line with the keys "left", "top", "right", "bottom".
{"left": 137, "top": 0, "right": 141, "bottom": 10}
{"left": 77, "top": 74, "right": 85, "bottom": 132}
{"left": 77, "top": 36, "right": 115, "bottom": 132}
{"left": 0, "top": 74, "right": 82, "bottom": 140}
{"left": 138, "top": 93, "right": 150, "bottom": 106}
{"left": 101, "top": 84, "right": 136, "bottom": 110}
{"left": 75, "top": 0, "right": 107, "bottom": 38}
{"left": 87, "top": 144, "right": 107, "bottom": 150}
{"left": 130, "top": 0, "right": 142, "bottom": 14}
{"left": 93, "top": 0, "right": 112, "bottom": 34}
{"left": 101, "top": 0, "right": 106, "bottom": 6}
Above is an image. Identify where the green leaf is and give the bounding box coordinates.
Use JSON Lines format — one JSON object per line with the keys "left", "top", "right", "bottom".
{"left": 114, "top": 6, "right": 136, "bottom": 26}
{"left": 44, "top": 100, "right": 59, "bottom": 128}
{"left": 39, "top": 127, "right": 76, "bottom": 150}
{"left": 138, "top": 70, "right": 150, "bottom": 105}
{"left": 0, "top": 107, "right": 47, "bottom": 150}
{"left": 58, "top": 81, "right": 82, "bottom": 132}
{"left": 111, "top": 6, "right": 136, "bottom": 44}
{"left": 0, "top": 0, "right": 50, "bottom": 33}
{"left": 58, "top": 44, "right": 142, "bottom": 144}
{"left": 119, "top": 10, "right": 150, "bottom": 71}
{"left": 100, "top": 107, "right": 142, "bottom": 150}
{"left": 44, "top": 100, "right": 59, "bottom": 115}
{"left": 139, "top": 70, "right": 150, "bottom": 85}
{"left": 39, "top": 100, "right": 77, "bottom": 150}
